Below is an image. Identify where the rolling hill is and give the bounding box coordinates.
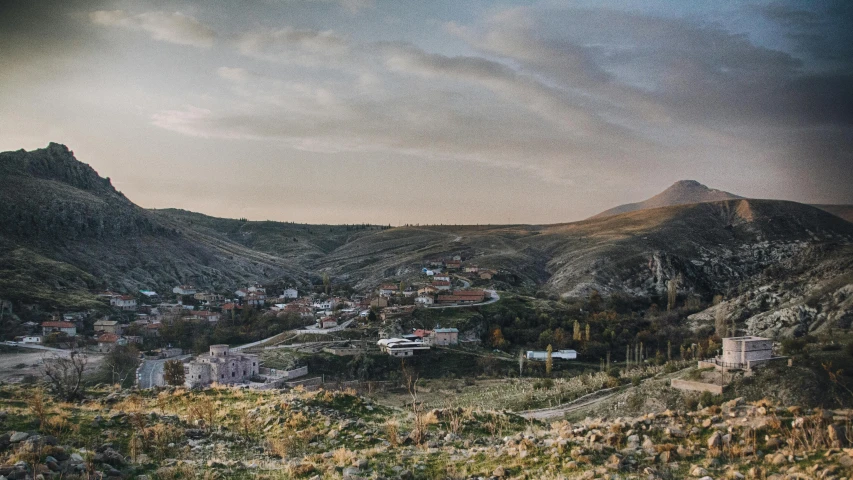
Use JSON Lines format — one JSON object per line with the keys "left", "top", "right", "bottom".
{"left": 589, "top": 180, "right": 742, "bottom": 219}
{"left": 1, "top": 144, "right": 852, "bottom": 321}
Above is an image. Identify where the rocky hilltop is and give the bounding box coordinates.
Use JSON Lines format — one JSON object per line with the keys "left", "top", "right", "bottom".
{"left": 0, "top": 144, "right": 310, "bottom": 308}
{"left": 589, "top": 180, "right": 742, "bottom": 219}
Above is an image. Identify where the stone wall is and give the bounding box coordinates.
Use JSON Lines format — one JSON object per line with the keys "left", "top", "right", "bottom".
{"left": 670, "top": 379, "right": 724, "bottom": 395}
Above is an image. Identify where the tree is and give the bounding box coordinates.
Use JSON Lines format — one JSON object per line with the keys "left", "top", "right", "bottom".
{"left": 573, "top": 320, "right": 581, "bottom": 341}
{"left": 585, "top": 324, "right": 591, "bottom": 342}
{"left": 715, "top": 300, "right": 728, "bottom": 338}
{"left": 41, "top": 351, "right": 88, "bottom": 401}
{"left": 489, "top": 327, "right": 508, "bottom": 350}
{"left": 322, "top": 272, "right": 331, "bottom": 294}
{"left": 518, "top": 349, "right": 525, "bottom": 377}
{"left": 666, "top": 275, "right": 680, "bottom": 311}
{"left": 545, "top": 344, "right": 553, "bottom": 377}
{"left": 102, "top": 345, "right": 140, "bottom": 387}
{"left": 164, "top": 359, "right": 186, "bottom": 386}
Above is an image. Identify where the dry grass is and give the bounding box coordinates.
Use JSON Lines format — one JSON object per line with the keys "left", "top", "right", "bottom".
{"left": 332, "top": 447, "right": 356, "bottom": 465}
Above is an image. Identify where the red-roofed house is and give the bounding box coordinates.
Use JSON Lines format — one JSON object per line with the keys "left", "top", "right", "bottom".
{"left": 431, "top": 280, "right": 451, "bottom": 291}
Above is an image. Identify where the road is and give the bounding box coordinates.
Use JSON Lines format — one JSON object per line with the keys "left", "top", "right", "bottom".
{"left": 426, "top": 289, "right": 500, "bottom": 309}
{"left": 137, "top": 355, "right": 190, "bottom": 389}
{"left": 1, "top": 341, "right": 75, "bottom": 355}
{"left": 518, "top": 387, "right": 621, "bottom": 420}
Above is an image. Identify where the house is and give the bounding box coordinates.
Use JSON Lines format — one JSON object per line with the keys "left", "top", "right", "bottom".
{"left": 379, "top": 284, "right": 399, "bottom": 296}
{"left": 94, "top": 319, "right": 123, "bottom": 335}
{"left": 235, "top": 288, "right": 249, "bottom": 298}
{"left": 194, "top": 292, "right": 224, "bottom": 303}
{"left": 446, "top": 260, "right": 461, "bottom": 270}
{"left": 526, "top": 349, "right": 577, "bottom": 360}
{"left": 431, "top": 280, "right": 451, "bottom": 291}
{"left": 432, "top": 327, "right": 459, "bottom": 346}
{"left": 245, "top": 292, "right": 266, "bottom": 306}
{"left": 95, "top": 333, "right": 127, "bottom": 353}
{"left": 415, "top": 295, "right": 434, "bottom": 305}
{"left": 313, "top": 298, "right": 337, "bottom": 310}
{"left": 437, "top": 289, "right": 486, "bottom": 304}
{"left": 370, "top": 297, "right": 388, "bottom": 308}
{"left": 464, "top": 265, "right": 479, "bottom": 273}
{"left": 280, "top": 288, "right": 298, "bottom": 299}
{"left": 192, "top": 311, "right": 221, "bottom": 323}
{"left": 319, "top": 317, "right": 338, "bottom": 329}
{"left": 110, "top": 296, "right": 137, "bottom": 311}
{"left": 184, "top": 345, "right": 259, "bottom": 388}
{"left": 21, "top": 336, "right": 42, "bottom": 344}
{"left": 377, "top": 338, "right": 430, "bottom": 357}
{"left": 451, "top": 255, "right": 462, "bottom": 261}
{"left": 143, "top": 322, "right": 162, "bottom": 337}
{"left": 436, "top": 295, "right": 480, "bottom": 304}
{"left": 433, "top": 273, "right": 450, "bottom": 283}
{"left": 247, "top": 284, "right": 266, "bottom": 293}
{"left": 418, "top": 286, "right": 438, "bottom": 296}
{"left": 173, "top": 285, "right": 197, "bottom": 296}
{"left": 41, "top": 321, "right": 77, "bottom": 337}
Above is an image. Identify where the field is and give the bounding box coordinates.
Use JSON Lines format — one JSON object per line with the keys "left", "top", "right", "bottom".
{"left": 0, "top": 348, "right": 103, "bottom": 383}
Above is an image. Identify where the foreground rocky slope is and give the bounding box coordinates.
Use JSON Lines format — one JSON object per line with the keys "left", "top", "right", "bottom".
{"left": 1, "top": 384, "right": 852, "bottom": 479}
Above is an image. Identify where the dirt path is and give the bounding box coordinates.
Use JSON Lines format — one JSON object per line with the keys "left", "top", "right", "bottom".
{"left": 518, "top": 387, "right": 621, "bottom": 420}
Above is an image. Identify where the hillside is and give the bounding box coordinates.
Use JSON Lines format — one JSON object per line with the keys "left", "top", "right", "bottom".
{"left": 812, "top": 204, "right": 853, "bottom": 223}
{"left": 589, "top": 180, "right": 742, "bottom": 219}
{"left": 2, "top": 144, "right": 852, "bottom": 319}
{"left": 0, "top": 144, "right": 310, "bottom": 307}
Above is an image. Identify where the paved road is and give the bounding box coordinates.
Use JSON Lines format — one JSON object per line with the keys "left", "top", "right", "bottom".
{"left": 137, "top": 355, "right": 190, "bottom": 389}
{"left": 294, "top": 318, "right": 355, "bottom": 334}
{"left": 1, "top": 342, "right": 75, "bottom": 355}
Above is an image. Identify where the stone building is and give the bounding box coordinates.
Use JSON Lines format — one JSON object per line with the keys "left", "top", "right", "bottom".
{"left": 184, "top": 345, "right": 259, "bottom": 389}
{"left": 720, "top": 336, "right": 774, "bottom": 369}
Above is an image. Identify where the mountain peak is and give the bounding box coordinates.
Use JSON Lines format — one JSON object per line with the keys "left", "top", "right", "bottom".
{"left": 589, "top": 180, "right": 742, "bottom": 219}
{"left": 0, "top": 142, "right": 117, "bottom": 195}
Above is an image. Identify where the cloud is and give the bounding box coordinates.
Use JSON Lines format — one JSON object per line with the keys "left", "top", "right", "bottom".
{"left": 90, "top": 10, "right": 215, "bottom": 48}
{"left": 237, "top": 27, "right": 349, "bottom": 64}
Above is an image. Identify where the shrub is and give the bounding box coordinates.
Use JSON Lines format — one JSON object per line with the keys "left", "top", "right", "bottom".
{"left": 781, "top": 338, "right": 807, "bottom": 355}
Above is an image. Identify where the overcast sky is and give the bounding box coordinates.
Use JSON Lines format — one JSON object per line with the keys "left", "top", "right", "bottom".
{"left": 1, "top": 0, "right": 851, "bottom": 224}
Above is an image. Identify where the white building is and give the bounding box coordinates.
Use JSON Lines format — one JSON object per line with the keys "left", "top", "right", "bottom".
{"left": 415, "top": 295, "right": 434, "bottom": 305}
{"left": 22, "top": 336, "right": 42, "bottom": 344}
{"left": 720, "top": 336, "right": 774, "bottom": 369}
{"left": 110, "top": 296, "right": 137, "bottom": 311}
{"left": 313, "top": 299, "right": 337, "bottom": 310}
{"left": 377, "top": 338, "right": 430, "bottom": 357}
{"left": 281, "top": 288, "right": 298, "bottom": 299}
{"left": 526, "top": 349, "right": 578, "bottom": 361}
{"left": 173, "top": 285, "right": 197, "bottom": 296}
{"left": 433, "top": 273, "right": 451, "bottom": 282}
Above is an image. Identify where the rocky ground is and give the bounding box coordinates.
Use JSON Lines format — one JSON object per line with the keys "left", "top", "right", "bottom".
{"left": 1, "top": 382, "right": 853, "bottom": 480}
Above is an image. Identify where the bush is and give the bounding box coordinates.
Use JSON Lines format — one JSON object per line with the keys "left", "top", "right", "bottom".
{"left": 533, "top": 378, "right": 554, "bottom": 390}
{"left": 608, "top": 367, "right": 621, "bottom": 379}
{"left": 781, "top": 338, "right": 807, "bottom": 355}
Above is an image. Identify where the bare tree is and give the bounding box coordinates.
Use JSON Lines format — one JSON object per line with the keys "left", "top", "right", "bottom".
{"left": 41, "top": 351, "right": 88, "bottom": 401}
{"left": 715, "top": 300, "right": 728, "bottom": 338}
{"left": 667, "top": 275, "right": 681, "bottom": 311}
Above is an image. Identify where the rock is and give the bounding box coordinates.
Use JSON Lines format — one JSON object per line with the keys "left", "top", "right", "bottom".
{"left": 690, "top": 466, "right": 709, "bottom": 477}
{"left": 492, "top": 466, "right": 506, "bottom": 477}
{"left": 707, "top": 431, "right": 722, "bottom": 449}
{"left": 9, "top": 433, "right": 28, "bottom": 443}
{"left": 828, "top": 424, "right": 846, "bottom": 447}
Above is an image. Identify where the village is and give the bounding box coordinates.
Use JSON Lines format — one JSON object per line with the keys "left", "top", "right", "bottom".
{"left": 1, "top": 256, "right": 508, "bottom": 390}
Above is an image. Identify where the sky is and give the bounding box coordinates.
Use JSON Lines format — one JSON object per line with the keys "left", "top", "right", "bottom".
{"left": 1, "top": 0, "right": 851, "bottom": 225}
